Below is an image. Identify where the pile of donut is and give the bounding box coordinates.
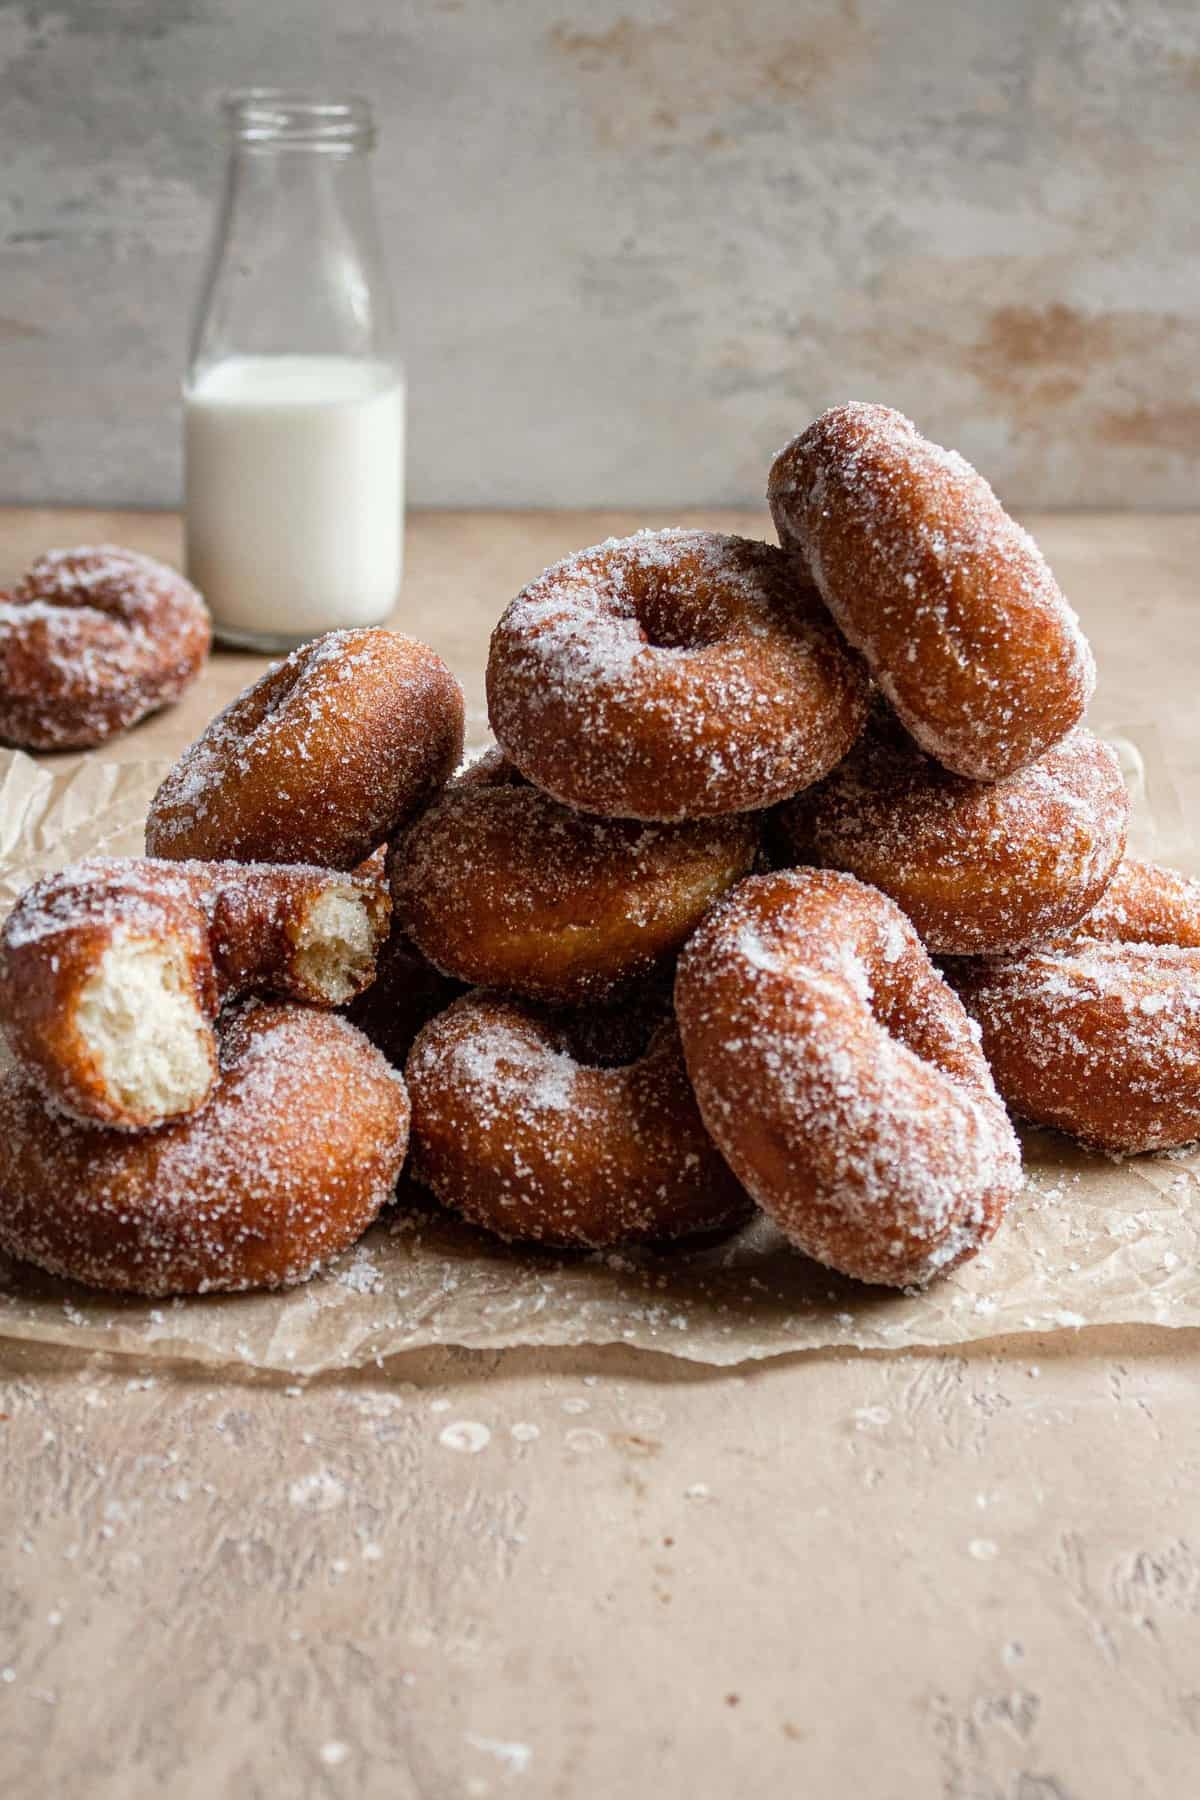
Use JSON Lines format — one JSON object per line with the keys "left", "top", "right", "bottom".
{"left": 1, "top": 401, "right": 1197, "bottom": 1301}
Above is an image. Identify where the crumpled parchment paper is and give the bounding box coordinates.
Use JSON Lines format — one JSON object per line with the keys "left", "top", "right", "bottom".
{"left": 0, "top": 732, "right": 1196, "bottom": 1374}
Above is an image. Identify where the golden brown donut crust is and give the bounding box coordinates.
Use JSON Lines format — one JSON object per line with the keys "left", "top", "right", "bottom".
{"left": 949, "top": 859, "right": 1200, "bottom": 1154}
{"left": 1077, "top": 856, "right": 1200, "bottom": 948}
{"left": 145, "top": 627, "right": 464, "bottom": 868}
{"left": 391, "top": 750, "right": 760, "bottom": 1004}
{"left": 0, "top": 856, "right": 390, "bottom": 1129}
{"left": 405, "top": 990, "right": 752, "bottom": 1248}
{"left": 773, "top": 709, "right": 1129, "bottom": 955}
{"left": 0, "top": 1003, "right": 410, "bottom": 1296}
{"left": 0, "top": 545, "right": 210, "bottom": 751}
{"left": 675, "top": 869, "right": 1022, "bottom": 1286}
{"left": 486, "top": 529, "right": 868, "bottom": 820}
{"left": 768, "top": 405, "right": 1095, "bottom": 780}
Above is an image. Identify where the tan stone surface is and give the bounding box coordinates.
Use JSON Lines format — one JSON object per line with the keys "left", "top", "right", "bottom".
{"left": 1, "top": 508, "right": 1199, "bottom": 1798}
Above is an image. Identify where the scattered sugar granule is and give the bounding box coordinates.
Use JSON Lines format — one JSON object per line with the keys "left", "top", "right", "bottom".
{"left": 288, "top": 1470, "right": 346, "bottom": 1512}
{"left": 464, "top": 1734, "right": 532, "bottom": 1776}
{"left": 564, "top": 1428, "right": 606, "bottom": 1454}
{"left": 439, "top": 1421, "right": 491, "bottom": 1454}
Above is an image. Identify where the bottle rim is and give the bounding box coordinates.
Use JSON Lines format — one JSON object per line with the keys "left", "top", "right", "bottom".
{"left": 222, "top": 89, "right": 375, "bottom": 148}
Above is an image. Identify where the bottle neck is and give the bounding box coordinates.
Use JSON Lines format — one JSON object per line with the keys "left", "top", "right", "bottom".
{"left": 189, "top": 93, "right": 396, "bottom": 379}
{"left": 224, "top": 89, "right": 375, "bottom": 151}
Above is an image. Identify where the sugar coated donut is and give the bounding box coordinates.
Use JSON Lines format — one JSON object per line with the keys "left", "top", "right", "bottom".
{"left": 0, "top": 1002, "right": 410, "bottom": 1296}
{"left": 405, "top": 990, "right": 752, "bottom": 1248}
{"left": 675, "top": 869, "right": 1022, "bottom": 1286}
{"left": 0, "top": 856, "right": 390, "bottom": 1130}
{"left": 768, "top": 405, "right": 1094, "bottom": 780}
{"left": 0, "top": 545, "right": 210, "bottom": 750}
{"left": 1077, "top": 856, "right": 1200, "bottom": 948}
{"left": 949, "top": 859, "right": 1200, "bottom": 1154}
{"left": 391, "top": 749, "right": 760, "bottom": 1003}
{"left": 145, "top": 627, "right": 464, "bottom": 868}
{"left": 486, "top": 529, "right": 869, "bottom": 821}
{"left": 773, "top": 708, "right": 1128, "bottom": 954}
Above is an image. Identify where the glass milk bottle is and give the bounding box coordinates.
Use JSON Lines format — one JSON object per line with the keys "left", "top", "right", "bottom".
{"left": 184, "top": 91, "right": 405, "bottom": 650}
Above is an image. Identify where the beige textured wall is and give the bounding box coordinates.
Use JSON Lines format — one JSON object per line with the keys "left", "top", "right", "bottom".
{"left": 1, "top": 0, "right": 1197, "bottom": 508}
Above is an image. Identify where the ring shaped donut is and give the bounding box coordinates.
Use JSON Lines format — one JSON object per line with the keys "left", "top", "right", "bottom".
{"left": 1079, "top": 857, "right": 1200, "bottom": 949}
{"left": 774, "top": 709, "right": 1129, "bottom": 955}
{"left": 768, "top": 405, "right": 1095, "bottom": 780}
{"left": 949, "top": 859, "right": 1200, "bottom": 1154}
{"left": 146, "top": 627, "right": 464, "bottom": 868}
{"left": 0, "top": 1003, "right": 410, "bottom": 1296}
{"left": 405, "top": 990, "right": 752, "bottom": 1248}
{"left": 675, "top": 869, "right": 1022, "bottom": 1286}
{"left": 391, "top": 749, "right": 760, "bottom": 1003}
{"left": 486, "top": 529, "right": 869, "bottom": 821}
{"left": 0, "top": 546, "right": 210, "bottom": 750}
{"left": 0, "top": 856, "right": 390, "bottom": 1129}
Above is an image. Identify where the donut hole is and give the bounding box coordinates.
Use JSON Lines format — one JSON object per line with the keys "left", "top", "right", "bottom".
{"left": 632, "top": 578, "right": 728, "bottom": 652}
{"left": 546, "top": 996, "right": 668, "bottom": 1070}
{"left": 76, "top": 935, "right": 214, "bottom": 1126}
{"left": 867, "top": 954, "right": 991, "bottom": 1094}
{"left": 292, "top": 887, "right": 380, "bottom": 1004}
{"left": 871, "top": 979, "right": 946, "bottom": 1068}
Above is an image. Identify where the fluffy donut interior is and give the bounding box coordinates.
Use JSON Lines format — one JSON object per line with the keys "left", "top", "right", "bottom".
{"left": 292, "top": 887, "right": 380, "bottom": 1004}
{"left": 75, "top": 934, "right": 214, "bottom": 1124}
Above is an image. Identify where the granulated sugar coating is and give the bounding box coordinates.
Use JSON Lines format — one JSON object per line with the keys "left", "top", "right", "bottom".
{"left": 486, "top": 529, "right": 869, "bottom": 821}
{"left": 767, "top": 405, "right": 1095, "bottom": 780}
{"left": 774, "top": 706, "right": 1129, "bottom": 955}
{"left": 146, "top": 628, "right": 464, "bottom": 869}
{"left": 0, "top": 1001, "right": 410, "bottom": 1296}
{"left": 0, "top": 545, "right": 210, "bottom": 751}
{"left": 950, "top": 860, "right": 1200, "bottom": 1154}
{"left": 391, "top": 748, "right": 759, "bottom": 1003}
{"left": 1081, "top": 857, "right": 1200, "bottom": 949}
{"left": 0, "top": 855, "right": 390, "bottom": 1130}
{"left": 675, "top": 868, "right": 1023, "bottom": 1288}
{"left": 405, "top": 990, "right": 752, "bottom": 1249}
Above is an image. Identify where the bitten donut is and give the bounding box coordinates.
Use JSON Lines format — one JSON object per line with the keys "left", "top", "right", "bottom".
{"left": 949, "top": 859, "right": 1200, "bottom": 1154}
{"left": 145, "top": 627, "right": 464, "bottom": 868}
{"left": 0, "top": 1002, "right": 410, "bottom": 1296}
{"left": 0, "top": 856, "right": 390, "bottom": 1130}
{"left": 675, "top": 869, "right": 1022, "bottom": 1286}
{"left": 768, "top": 405, "right": 1095, "bottom": 780}
{"left": 0, "top": 545, "right": 210, "bottom": 750}
{"left": 405, "top": 990, "right": 752, "bottom": 1248}
{"left": 486, "top": 529, "right": 868, "bottom": 820}
{"left": 391, "top": 749, "right": 760, "bottom": 1003}
{"left": 773, "top": 708, "right": 1129, "bottom": 954}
